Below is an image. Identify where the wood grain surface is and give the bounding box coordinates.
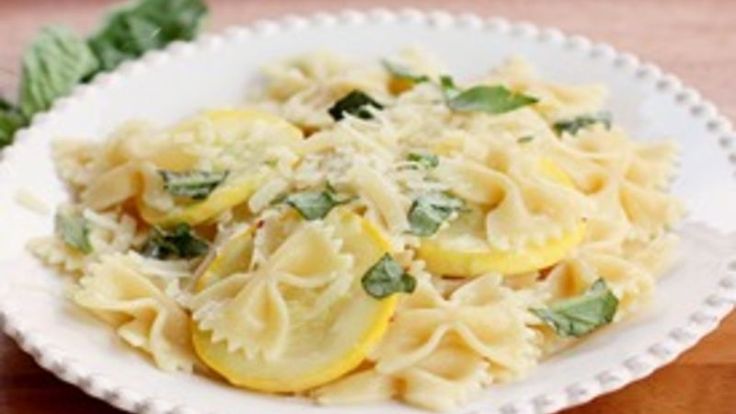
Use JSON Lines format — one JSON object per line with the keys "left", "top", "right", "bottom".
{"left": 1, "top": 1, "right": 735, "bottom": 413}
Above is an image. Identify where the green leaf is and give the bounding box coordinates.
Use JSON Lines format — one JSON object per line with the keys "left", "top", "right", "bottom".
{"left": 284, "top": 185, "right": 353, "bottom": 221}
{"left": 447, "top": 85, "right": 538, "bottom": 114}
{"left": 361, "top": 253, "right": 417, "bottom": 299}
{"left": 382, "top": 60, "right": 430, "bottom": 84}
{"left": 517, "top": 135, "right": 535, "bottom": 144}
{"left": 142, "top": 223, "right": 209, "bottom": 259}
{"left": 0, "top": 98, "right": 27, "bottom": 147}
{"left": 531, "top": 279, "right": 619, "bottom": 338}
{"left": 553, "top": 112, "right": 612, "bottom": 136}
{"left": 19, "top": 26, "right": 98, "bottom": 118}
{"left": 160, "top": 170, "right": 228, "bottom": 200}
{"left": 88, "top": 0, "right": 208, "bottom": 72}
{"left": 328, "top": 90, "right": 384, "bottom": 121}
{"left": 408, "top": 192, "right": 464, "bottom": 237}
{"left": 439, "top": 75, "right": 460, "bottom": 99}
{"left": 407, "top": 151, "right": 439, "bottom": 169}
{"left": 55, "top": 210, "right": 92, "bottom": 254}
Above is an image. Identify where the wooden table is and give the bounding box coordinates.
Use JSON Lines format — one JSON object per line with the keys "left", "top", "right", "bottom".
{"left": 1, "top": 1, "right": 735, "bottom": 413}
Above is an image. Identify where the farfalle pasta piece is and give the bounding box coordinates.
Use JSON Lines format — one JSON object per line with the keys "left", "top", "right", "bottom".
{"left": 257, "top": 51, "right": 391, "bottom": 129}
{"left": 399, "top": 340, "right": 490, "bottom": 411}
{"left": 540, "top": 243, "right": 656, "bottom": 319}
{"left": 319, "top": 275, "right": 535, "bottom": 412}
{"left": 316, "top": 340, "right": 491, "bottom": 412}
{"left": 437, "top": 154, "right": 588, "bottom": 250}
{"left": 486, "top": 57, "right": 607, "bottom": 121}
{"left": 192, "top": 220, "right": 353, "bottom": 358}
{"left": 74, "top": 253, "right": 197, "bottom": 372}
{"left": 373, "top": 275, "right": 539, "bottom": 380}
{"left": 626, "top": 140, "right": 679, "bottom": 189}
{"left": 544, "top": 127, "right": 682, "bottom": 241}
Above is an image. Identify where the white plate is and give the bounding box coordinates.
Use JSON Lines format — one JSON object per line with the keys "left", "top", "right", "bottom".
{"left": 1, "top": 9, "right": 736, "bottom": 414}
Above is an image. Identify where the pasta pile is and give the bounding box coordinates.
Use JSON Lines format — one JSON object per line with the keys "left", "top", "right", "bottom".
{"left": 30, "top": 49, "right": 682, "bottom": 411}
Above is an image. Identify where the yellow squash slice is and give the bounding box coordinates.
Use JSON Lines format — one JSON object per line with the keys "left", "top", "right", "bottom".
{"left": 139, "top": 109, "right": 303, "bottom": 226}
{"left": 418, "top": 160, "right": 586, "bottom": 276}
{"left": 192, "top": 209, "right": 398, "bottom": 392}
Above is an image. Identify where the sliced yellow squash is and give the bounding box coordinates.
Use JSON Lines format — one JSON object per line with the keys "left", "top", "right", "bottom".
{"left": 418, "top": 160, "right": 585, "bottom": 276}
{"left": 192, "top": 209, "right": 398, "bottom": 392}
{"left": 139, "top": 109, "right": 302, "bottom": 226}
{"left": 139, "top": 174, "right": 265, "bottom": 227}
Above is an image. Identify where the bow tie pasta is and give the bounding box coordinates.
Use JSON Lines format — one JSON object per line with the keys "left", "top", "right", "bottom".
{"left": 30, "top": 49, "right": 681, "bottom": 412}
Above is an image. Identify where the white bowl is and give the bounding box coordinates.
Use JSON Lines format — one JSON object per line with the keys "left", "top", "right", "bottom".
{"left": 1, "top": 9, "right": 735, "bottom": 414}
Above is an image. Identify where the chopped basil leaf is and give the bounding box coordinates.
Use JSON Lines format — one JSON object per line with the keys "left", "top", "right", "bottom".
{"left": 408, "top": 192, "right": 464, "bottom": 237}
{"left": 328, "top": 90, "right": 384, "bottom": 121}
{"left": 440, "top": 75, "right": 537, "bottom": 114}
{"left": 285, "top": 185, "right": 353, "bottom": 221}
{"left": 439, "top": 75, "right": 460, "bottom": 99}
{"left": 55, "top": 210, "right": 92, "bottom": 254}
{"left": 450, "top": 86, "right": 538, "bottom": 114}
{"left": 531, "top": 279, "right": 618, "bottom": 337}
{"left": 407, "top": 151, "right": 439, "bottom": 169}
{"left": 361, "top": 254, "right": 417, "bottom": 299}
{"left": 553, "top": 112, "right": 612, "bottom": 136}
{"left": 160, "top": 170, "right": 228, "bottom": 200}
{"left": 19, "top": 26, "right": 98, "bottom": 118}
{"left": 88, "top": 0, "right": 208, "bottom": 72}
{"left": 517, "top": 135, "right": 535, "bottom": 144}
{"left": 382, "top": 60, "right": 430, "bottom": 84}
{"left": 142, "top": 223, "right": 209, "bottom": 259}
{"left": 0, "top": 98, "right": 27, "bottom": 147}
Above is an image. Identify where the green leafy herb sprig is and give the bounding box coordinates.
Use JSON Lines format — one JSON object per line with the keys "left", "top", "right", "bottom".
{"left": 142, "top": 223, "right": 210, "bottom": 259}
{"left": 380, "top": 62, "right": 538, "bottom": 115}
{"left": 408, "top": 192, "right": 464, "bottom": 237}
{"left": 361, "top": 253, "right": 417, "bottom": 299}
{"left": 55, "top": 209, "right": 93, "bottom": 254}
{"left": 160, "top": 169, "right": 228, "bottom": 200}
{"left": 553, "top": 112, "right": 612, "bottom": 136}
{"left": 531, "top": 278, "right": 619, "bottom": 337}
{"left": 328, "top": 90, "right": 385, "bottom": 121}
{"left": 284, "top": 184, "right": 355, "bottom": 221}
{"left": 406, "top": 151, "right": 439, "bottom": 169}
{"left": 440, "top": 75, "right": 538, "bottom": 114}
{"left": 0, "top": 0, "right": 208, "bottom": 148}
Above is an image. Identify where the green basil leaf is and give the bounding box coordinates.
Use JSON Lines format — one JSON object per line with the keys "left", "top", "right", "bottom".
{"left": 440, "top": 75, "right": 537, "bottom": 114}
{"left": 88, "top": 0, "right": 208, "bottom": 72}
{"left": 517, "top": 135, "right": 535, "bottom": 144}
{"left": 361, "top": 253, "right": 417, "bottom": 299}
{"left": 531, "top": 278, "right": 619, "bottom": 337}
{"left": 55, "top": 210, "right": 92, "bottom": 254}
{"left": 19, "top": 26, "right": 98, "bottom": 118}
{"left": 142, "top": 223, "right": 209, "bottom": 259}
{"left": 439, "top": 75, "right": 460, "bottom": 99}
{"left": 0, "top": 98, "right": 27, "bottom": 147}
{"left": 160, "top": 170, "right": 228, "bottom": 200}
{"left": 382, "top": 60, "right": 430, "bottom": 84}
{"left": 408, "top": 192, "right": 464, "bottom": 237}
{"left": 447, "top": 85, "right": 538, "bottom": 114}
{"left": 284, "top": 186, "right": 352, "bottom": 221}
{"left": 407, "top": 151, "right": 439, "bottom": 169}
{"left": 328, "top": 90, "right": 384, "bottom": 121}
{"left": 553, "top": 112, "right": 612, "bottom": 136}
